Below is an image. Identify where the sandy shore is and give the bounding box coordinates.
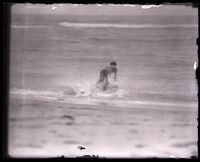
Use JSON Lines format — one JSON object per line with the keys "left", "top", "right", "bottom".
{"left": 8, "top": 95, "right": 198, "bottom": 158}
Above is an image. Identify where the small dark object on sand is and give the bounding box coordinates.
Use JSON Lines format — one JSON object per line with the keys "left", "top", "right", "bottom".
{"left": 62, "top": 115, "right": 74, "bottom": 120}
{"left": 77, "top": 155, "right": 100, "bottom": 158}
{"left": 77, "top": 145, "right": 86, "bottom": 150}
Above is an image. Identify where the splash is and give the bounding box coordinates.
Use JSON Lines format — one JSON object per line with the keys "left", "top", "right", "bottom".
{"left": 75, "top": 83, "right": 128, "bottom": 99}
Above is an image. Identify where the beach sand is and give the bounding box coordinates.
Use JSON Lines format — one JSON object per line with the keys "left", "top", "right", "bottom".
{"left": 8, "top": 94, "right": 198, "bottom": 158}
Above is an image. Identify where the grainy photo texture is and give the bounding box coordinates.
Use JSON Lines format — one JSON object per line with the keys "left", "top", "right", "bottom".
{"left": 8, "top": 3, "right": 198, "bottom": 158}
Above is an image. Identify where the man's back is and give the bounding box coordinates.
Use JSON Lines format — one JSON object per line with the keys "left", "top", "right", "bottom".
{"left": 103, "top": 65, "right": 117, "bottom": 74}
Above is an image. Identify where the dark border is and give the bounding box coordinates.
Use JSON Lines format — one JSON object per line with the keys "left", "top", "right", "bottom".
{"left": 1, "top": 0, "right": 199, "bottom": 160}
{"left": 1, "top": 2, "right": 11, "bottom": 160}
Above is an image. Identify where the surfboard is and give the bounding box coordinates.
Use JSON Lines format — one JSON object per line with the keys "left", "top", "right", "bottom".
{"left": 63, "top": 86, "right": 77, "bottom": 96}
{"left": 95, "top": 82, "right": 118, "bottom": 91}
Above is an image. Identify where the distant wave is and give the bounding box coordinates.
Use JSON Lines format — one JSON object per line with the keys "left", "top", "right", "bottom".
{"left": 11, "top": 23, "right": 197, "bottom": 29}
{"left": 11, "top": 25, "right": 50, "bottom": 29}
{"left": 59, "top": 22, "right": 198, "bottom": 29}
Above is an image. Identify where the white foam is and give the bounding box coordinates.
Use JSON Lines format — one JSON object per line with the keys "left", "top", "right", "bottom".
{"left": 59, "top": 22, "right": 197, "bottom": 29}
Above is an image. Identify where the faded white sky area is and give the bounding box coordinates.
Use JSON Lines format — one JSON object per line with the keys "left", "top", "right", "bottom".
{"left": 12, "top": 4, "right": 197, "bottom": 16}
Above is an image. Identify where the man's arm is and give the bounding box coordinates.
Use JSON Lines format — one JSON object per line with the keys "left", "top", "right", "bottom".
{"left": 114, "top": 69, "right": 117, "bottom": 81}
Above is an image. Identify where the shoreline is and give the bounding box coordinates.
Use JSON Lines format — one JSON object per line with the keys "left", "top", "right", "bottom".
{"left": 9, "top": 93, "right": 198, "bottom": 113}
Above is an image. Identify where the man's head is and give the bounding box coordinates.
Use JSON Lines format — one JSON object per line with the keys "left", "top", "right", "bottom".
{"left": 110, "top": 61, "right": 117, "bottom": 66}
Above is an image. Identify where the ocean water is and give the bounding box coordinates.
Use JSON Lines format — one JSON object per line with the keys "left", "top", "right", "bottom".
{"left": 9, "top": 14, "right": 198, "bottom": 108}
{"left": 8, "top": 13, "right": 198, "bottom": 158}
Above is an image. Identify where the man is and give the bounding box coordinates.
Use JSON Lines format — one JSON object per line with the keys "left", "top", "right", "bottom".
{"left": 97, "top": 61, "right": 117, "bottom": 90}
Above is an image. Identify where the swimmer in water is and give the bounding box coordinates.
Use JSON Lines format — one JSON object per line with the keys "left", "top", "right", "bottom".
{"left": 97, "top": 61, "right": 117, "bottom": 90}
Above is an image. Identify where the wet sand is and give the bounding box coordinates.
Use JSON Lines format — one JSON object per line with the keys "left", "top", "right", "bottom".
{"left": 8, "top": 94, "right": 198, "bottom": 158}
